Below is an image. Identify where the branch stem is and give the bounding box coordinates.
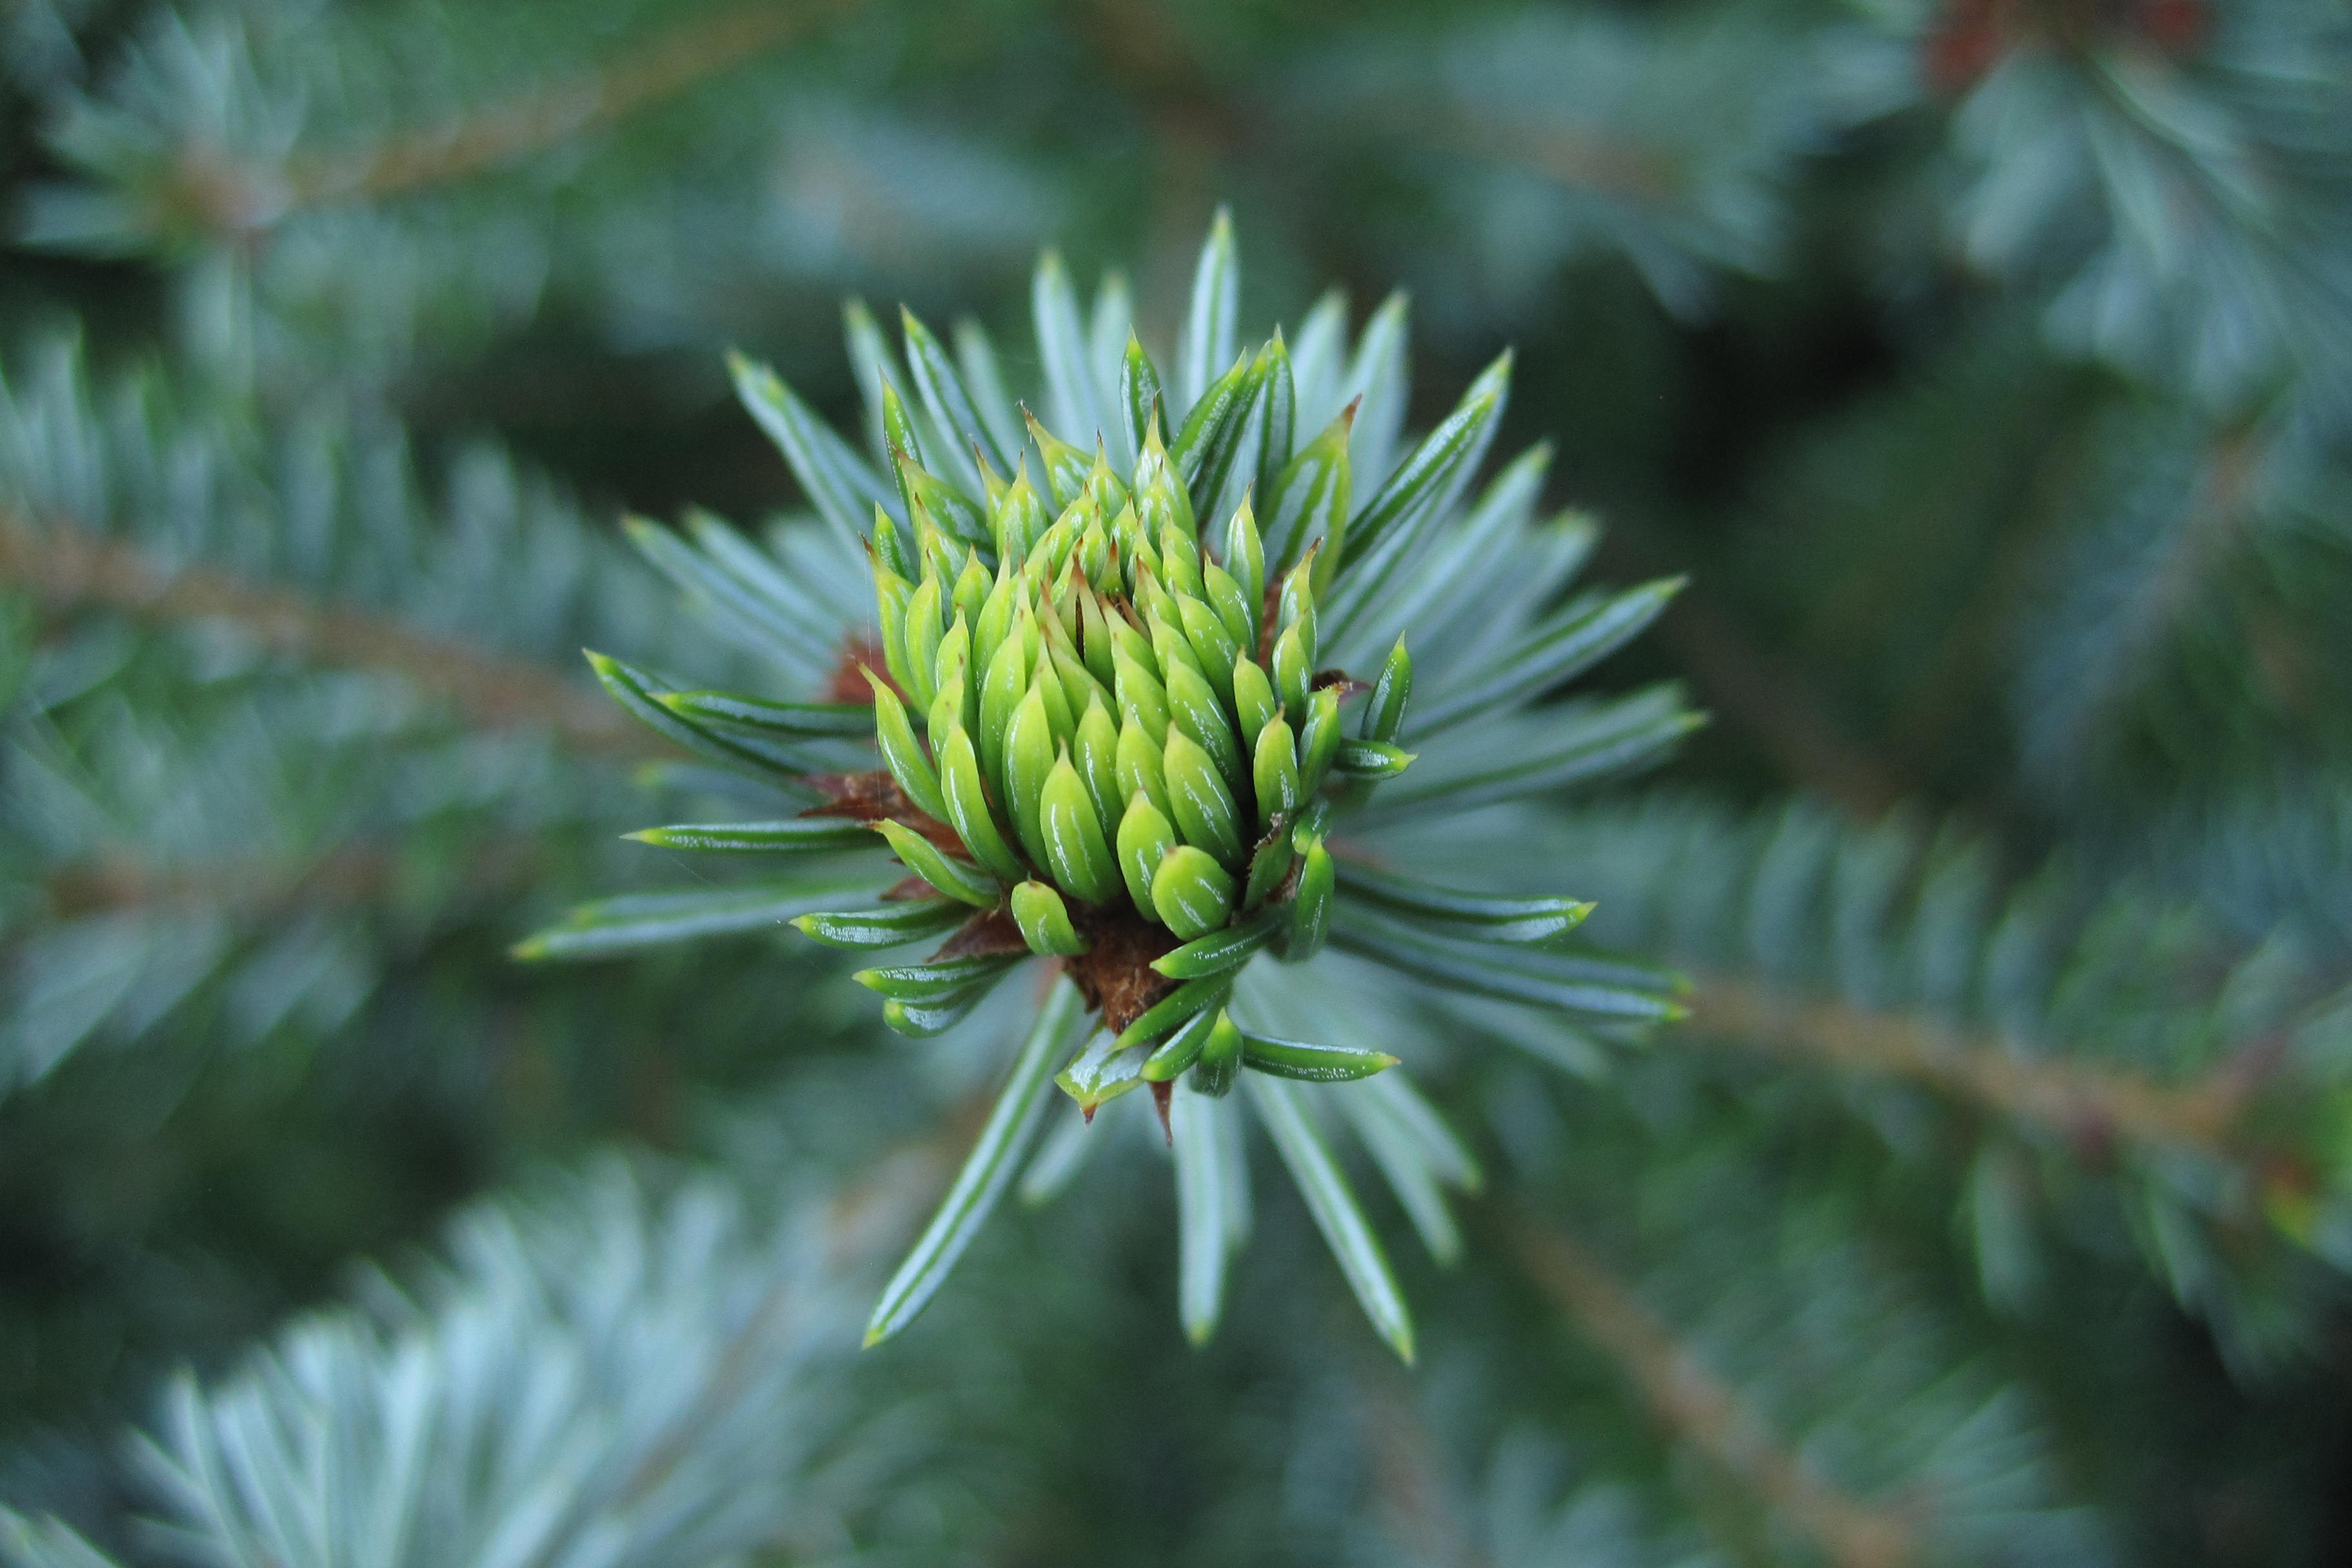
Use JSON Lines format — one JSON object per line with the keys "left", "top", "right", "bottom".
{"left": 0, "top": 513, "right": 660, "bottom": 757}
{"left": 1682, "top": 976, "right": 2247, "bottom": 1160}
{"left": 282, "top": 0, "right": 846, "bottom": 211}
{"left": 1509, "top": 1217, "right": 1915, "bottom": 1568}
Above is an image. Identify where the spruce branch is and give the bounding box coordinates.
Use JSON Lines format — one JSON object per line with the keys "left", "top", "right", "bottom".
{"left": 0, "top": 512, "right": 658, "bottom": 757}
{"left": 37, "top": 843, "right": 544, "bottom": 922}
{"left": 1509, "top": 1217, "right": 1917, "bottom": 1568}
{"left": 1681, "top": 975, "right": 2249, "bottom": 1163}
{"left": 1541, "top": 794, "right": 2348, "bottom": 1357}
{"left": 0, "top": 1161, "right": 912, "bottom": 1568}
{"left": 0, "top": 605, "right": 647, "bottom": 1093}
{"left": 1550, "top": 794, "right": 2310, "bottom": 1178}
{"left": 1918, "top": 4, "right": 2352, "bottom": 419}
{"left": 39, "top": 845, "right": 394, "bottom": 920}
{"left": 1483, "top": 1099, "right": 2119, "bottom": 1565}
{"left": 96, "top": 0, "right": 855, "bottom": 241}
{"left": 0, "top": 1080, "right": 1018, "bottom": 1568}
{"left": 1, "top": 337, "right": 753, "bottom": 709}
{"left": 274, "top": 0, "right": 851, "bottom": 217}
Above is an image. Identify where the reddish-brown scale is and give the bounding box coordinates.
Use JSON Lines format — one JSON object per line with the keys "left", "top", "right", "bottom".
{"left": 826, "top": 634, "right": 898, "bottom": 704}
{"left": 933, "top": 907, "right": 1026, "bottom": 960}
{"left": 1150, "top": 1079, "right": 1174, "bottom": 1144}
{"left": 801, "top": 771, "right": 967, "bottom": 853}
{"left": 1065, "top": 906, "right": 1181, "bottom": 1034}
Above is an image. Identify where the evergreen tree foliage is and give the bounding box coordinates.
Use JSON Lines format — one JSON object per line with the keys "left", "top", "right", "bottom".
{"left": 2, "top": 1, "right": 2349, "bottom": 1565}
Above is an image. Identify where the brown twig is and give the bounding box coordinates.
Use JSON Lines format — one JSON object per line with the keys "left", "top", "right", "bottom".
{"left": 157, "top": 1, "right": 845, "bottom": 236}
{"left": 1508, "top": 1217, "right": 1916, "bottom": 1568}
{"left": 1356, "top": 1370, "right": 1488, "bottom": 1568}
{"left": 1681, "top": 976, "right": 2249, "bottom": 1161}
{"left": 283, "top": 1, "right": 846, "bottom": 212}
{"left": 0, "top": 513, "right": 662, "bottom": 757}
{"left": 38, "top": 843, "right": 549, "bottom": 924}
{"left": 43, "top": 847, "right": 394, "bottom": 920}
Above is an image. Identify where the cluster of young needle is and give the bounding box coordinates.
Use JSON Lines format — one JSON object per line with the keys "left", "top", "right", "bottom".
{"left": 858, "top": 380, "right": 1414, "bottom": 1054}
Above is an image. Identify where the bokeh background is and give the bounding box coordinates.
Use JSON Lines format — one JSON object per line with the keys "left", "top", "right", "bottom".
{"left": 4, "top": 1, "right": 2351, "bottom": 1564}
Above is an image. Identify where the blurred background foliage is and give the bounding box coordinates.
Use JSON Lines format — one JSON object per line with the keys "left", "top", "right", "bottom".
{"left": 2, "top": 0, "right": 2350, "bottom": 1563}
